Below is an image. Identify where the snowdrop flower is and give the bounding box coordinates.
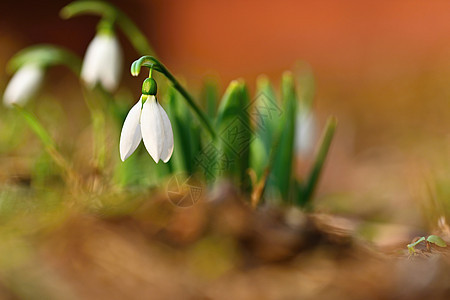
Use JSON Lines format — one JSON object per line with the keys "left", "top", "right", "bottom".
{"left": 3, "top": 64, "right": 44, "bottom": 107}
{"left": 119, "top": 78, "right": 174, "bottom": 163}
{"left": 295, "top": 110, "right": 317, "bottom": 157}
{"left": 81, "top": 31, "right": 123, "bottom": 92}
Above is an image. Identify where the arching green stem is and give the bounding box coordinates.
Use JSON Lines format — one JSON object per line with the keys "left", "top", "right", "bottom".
{"left": 7, "top": 45, "right": 81, "bottom": 75}
{"left": 7, "top": 44, "right": 108, "bottom": 178}
{"left": 131, "top": 56, "right": 217, "bottom": 139}
{"left": 6, "top": 45, "right": 83, "bottom": 184}
{"left": 61, "top": 0, "right": 156, "bottom": 56}
{"left": 13, "top": 105, "right": 79, "bottom": 184}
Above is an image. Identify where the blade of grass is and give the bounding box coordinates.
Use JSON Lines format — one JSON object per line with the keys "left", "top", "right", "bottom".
{"left": 166, "top": 86, "right": 200, "bottom": 174}
{"left": 215, "top": 80, "right": 251, "bottom": 192}
{"left": 269, "top": 72, "right": 297, "bottom": 202}
{"left": 238, "top": 83, "right": 251, "bottom": 193}
{"left": 297, "top": 116, "right": 337, "bottom": 207}
{"left": 250, "top": 75, "right": 282, "bottom": 180}
{"left": 255, "top": 75, "right": 280, "bottom": 149}
{"left": 203, "top": 78, "right": 219, "bottom": 121}
{"left": 13, "top": 105, "right": 79, "bottom": 185}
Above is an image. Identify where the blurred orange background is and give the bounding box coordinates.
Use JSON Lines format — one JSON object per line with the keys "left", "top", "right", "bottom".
{"left": 1, "top": 0, "right": 450, "bottom": 224}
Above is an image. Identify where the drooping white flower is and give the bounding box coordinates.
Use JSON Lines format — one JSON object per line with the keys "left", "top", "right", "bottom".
{"left": 3, "top": 64, "right": 44, "bottom": 107}
{"left": 295, "top": 110, "right": 317, "bottom": 157}
{"left": 81, "top": 33, "right": 123, "bottom": 92}
{"left": 119, "top": 95, "right": 174, "bottom": 163}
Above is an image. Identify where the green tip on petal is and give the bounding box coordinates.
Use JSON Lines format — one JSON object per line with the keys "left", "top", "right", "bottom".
{"left": 96, "top": 19, "right": 115, "bottom": 36}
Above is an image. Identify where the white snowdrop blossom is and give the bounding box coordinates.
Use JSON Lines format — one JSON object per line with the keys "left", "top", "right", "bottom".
{"left": 3, "top": 64, "right": 44, "bottom": 107}
{"left": 295, "top": 111, "right": 317, "bottom": 157}
{"left": 119, "top": 95, "right": 174, "bottom": 163}
{"left": 81, "top": 33, "right": 123, "bottom": 92}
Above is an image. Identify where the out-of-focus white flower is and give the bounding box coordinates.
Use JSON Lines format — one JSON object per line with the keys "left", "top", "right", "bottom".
{"left": 119, "top": 95, "right": 174, "bottom": 163}
{"left": 295, "top": 110, "right": 317, "bottom": 157}
{"left": 81, "top": 33, "right": 123, "bottom": 92}
{"left": 3, "top": 64, "right": 44, "bottom": 107}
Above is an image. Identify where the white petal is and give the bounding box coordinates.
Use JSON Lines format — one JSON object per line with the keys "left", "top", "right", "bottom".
{"left": 141, "top": 96, "right": 164, "bottom": 163}
{"left": 3, "top": 64, "right": 44, "bottom": 107}
{"left": 119, "top": 99, "right": 142, "bottom": 161}
{"left": 81, "top": 34, "right": 122, "bottom": 92}
{"left": 98, "top": 35, "right": 122, "bottom": 91}
{"left": 81, "top": 35, "right": 104, "bottom": 87}
{"left": 157, "top": 102, "right": 174, "bottom": 163}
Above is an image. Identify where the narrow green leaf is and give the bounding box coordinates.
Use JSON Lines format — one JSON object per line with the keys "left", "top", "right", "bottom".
{"left": 250, "top": 75, "right": 282, "bottom": 180}
{"left": 14, "top": 106, "right": 54, "bottom": 149}
{"left": 254, "top": 75, "right": 280, "bottom": 149}
{"left": 166, "top": 87, "right": 195, "bottom": 174}
{"left": 269, "top": 72, "right": 297, "bottom": 202}
{"left": 202, "top": 78, "right": 219, "bottom": 121}
{"left": 14, "top": 105, "right": 76, "bottom": 183}
{"left": 215, "top": 80, "right": 251, "bottom": 192}
{"left": 250, "top": 137, "right": 268, "bottom": 182}
{"left": 297, "top": 116, "right": 337, "bottom": 207}
{"left": 238, "top": 83, "right": 251, "bottom": 193}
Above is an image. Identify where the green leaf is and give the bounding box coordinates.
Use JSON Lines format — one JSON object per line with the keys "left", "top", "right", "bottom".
{"left": 215, "top": 80, "right": 251, "bottom": 192}
{"left": 13, "top": 105, "right": 76, "bottom": 183}
{"left": 269, "top": 72, "right": 297, "bottom": 202}
{"left": 250, "top": 137, "right": 268, "bottom": 182}
{"left": 254, "top": 75, "right": 280, "bottom": 149}
{"left": 238, "top": 83, "right": 252, "bottom": 193}
{"left": 297, "top": 116, "right": 337, "bottom": 207}
{"left": 249, "top": 75, "right": 282, "bottom": 180}
{"left": 427, "top": 235, "right": 447, "bottom": 247}
{"left": 166, "top": 87, "right": 200, "bottom": 175}
{"left": 202, "top": 78, "right": 219, "bottom": 121}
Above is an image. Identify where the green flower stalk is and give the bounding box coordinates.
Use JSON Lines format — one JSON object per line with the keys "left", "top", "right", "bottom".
{"left": 13, "top": 105, "right": 78, "bottom": 184}
{"left": 131, "top": 56, "right": 217, "bottom": 140}
{"left": 78, "top": 18, "right": 122, "bottom": 172}
{"left": 61, "top": 0, "right": 158, "bottom": 172}
{"left": 61, "top": 0, "right": 156, "bottom": 56}
{"left": 2, "top": 45, "right": 81, "bottom": 183}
